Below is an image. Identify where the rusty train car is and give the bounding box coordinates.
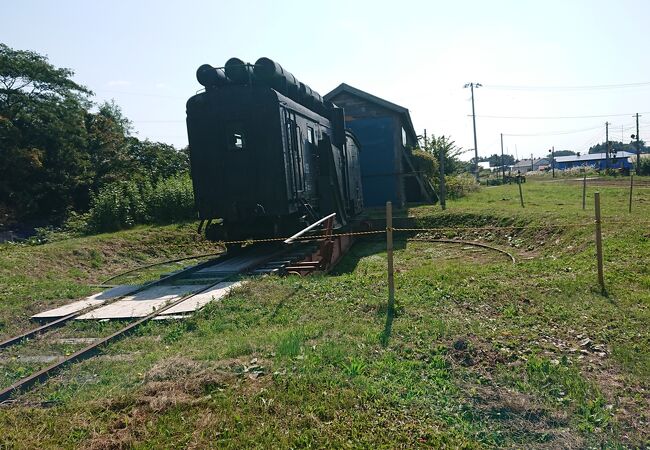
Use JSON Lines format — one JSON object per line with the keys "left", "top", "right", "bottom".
{"left": 186, "top": 57, "right": 363, "bottom": 242}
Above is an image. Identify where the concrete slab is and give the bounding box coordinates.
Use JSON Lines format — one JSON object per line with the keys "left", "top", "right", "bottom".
{"left": 31, "top": 285, "right": 139, "bottom": 319}
{"left": 76, "top": 284, "right": 208, "bottom": 320}
{"left": 159, "top": 281, "right": 242, "bottom": 315}
{"left": 54, "top": 337, "right": 99, "bottom": 345}
{"left": 0, "top": 355, "right": 62, "bottom": 363}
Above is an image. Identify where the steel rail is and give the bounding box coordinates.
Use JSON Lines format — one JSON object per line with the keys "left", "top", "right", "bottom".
{"left": 0, "top": 250, "right": 239, "bottom": 350}
{"left": 0, "top": 243, "right": 295, "bottom": 403}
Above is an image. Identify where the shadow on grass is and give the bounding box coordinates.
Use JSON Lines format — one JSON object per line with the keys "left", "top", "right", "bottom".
{"left": 380, "top": 308, "right": 395, "bottom": 347}
{"left": 330, "top": 238, "right": 407, "bottom": 275}
{"left": 269, "top": 286, "right": 302, "bottom": 320}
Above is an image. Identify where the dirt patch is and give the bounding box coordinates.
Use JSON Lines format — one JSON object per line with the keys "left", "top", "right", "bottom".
{"left": 84, "top": 356, "right": 272, "bottom": 449}
{"left": 446, "top": 336, "right": 588, "bottom": 447}
{"left": 584, "top": 363, "right": 650, "bottom": 445}
{"left": 469, "top": 384, "right": 584, "bottom": 449}
{"left": 451, "top": 333, "right": 649, "bottom": 447}
{"left": 447, "top": 336, "right": 515, "bottom": 374}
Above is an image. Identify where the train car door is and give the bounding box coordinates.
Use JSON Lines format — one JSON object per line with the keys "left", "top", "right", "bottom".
{"left": 284, "top": 110, "right": 306, "bottom": 202}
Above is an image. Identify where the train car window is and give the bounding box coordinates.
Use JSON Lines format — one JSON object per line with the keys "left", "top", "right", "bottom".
{"left": 307, "top": 126, "right": 315, "bottom": 144}
{"left": 226, "top": 122, "right": 245, "bottom": 150}
{"left": 232, "top": 133, "right": 244, "bottom": 150}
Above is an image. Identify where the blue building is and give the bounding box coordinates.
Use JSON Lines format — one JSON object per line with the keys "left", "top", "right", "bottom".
{"left": 555, "top": 152, "right": 635, "bottom": 170}
{"left": 324, "top": 83, "right": 430, "bottom": 207}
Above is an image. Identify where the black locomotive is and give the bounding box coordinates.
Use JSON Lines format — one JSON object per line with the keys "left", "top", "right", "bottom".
{"left": 186, "top": 57, "right": 363, "bottom": 242}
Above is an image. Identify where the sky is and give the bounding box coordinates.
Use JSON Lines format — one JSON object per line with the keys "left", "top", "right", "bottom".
{"left": 4, "top": 0, "right": 650, "bottom": 160}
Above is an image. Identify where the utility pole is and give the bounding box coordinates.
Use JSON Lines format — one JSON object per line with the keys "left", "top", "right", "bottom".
{"left": 500, "top": 133, "right": 505, "bottom": 182}
{"left": 551, "top": 146, "right": 555, "bottom": 178}
{"left": 531, "top": 153, "right": 534, "bottom": 172}
{"left": 605, "top": 121, "right": 610, "bottom": 170}
{"left": 464, "top": 82, "right": 482, "bottom": 182}
{"left": 632, "top": 113, "right": 641, "bottom": 171}
{"left": 439, "top": 145, "right": 446, "bottom": 210}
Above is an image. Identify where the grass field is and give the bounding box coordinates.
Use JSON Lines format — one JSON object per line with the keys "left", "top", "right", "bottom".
{"left": 0, "top": 177, "right": 648, "bottom": 448}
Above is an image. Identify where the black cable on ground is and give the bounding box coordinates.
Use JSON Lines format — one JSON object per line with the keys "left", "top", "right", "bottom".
{"left": 100, "top": 250, "right": 225, "bottom": 285}
{"left": 407, "top": 238, "right": 516, "bottom": 264}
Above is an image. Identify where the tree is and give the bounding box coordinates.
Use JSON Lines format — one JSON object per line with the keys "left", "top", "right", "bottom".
{"left": 1, "top": 43, "right": 92, "bottom": 221}
{"left": 546, "top": 150, "right": 575, "bottom": 158}
{"left": 588, "top": 140, "right": 646, "bottom": 154}
{"left": 127, "top": 138, "right": 189, "bottom": 183}
{"left": 1, "top": 44, "right": 193, "bottom": 227}
{"left": 84, "top": 101, "right": 133, "bottom": 192}
{"left": 417, "top": 134, "right": 468, "bottom": 175}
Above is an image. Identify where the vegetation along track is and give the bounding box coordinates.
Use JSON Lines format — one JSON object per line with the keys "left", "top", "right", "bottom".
{"left": 0, "top": 242, "right": 313, "bottom": 403}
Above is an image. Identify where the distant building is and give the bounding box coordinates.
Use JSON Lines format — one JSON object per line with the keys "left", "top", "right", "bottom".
{"left": 555, "top": 152, "right": 635, "bottom": 170}
{"left": 512, "top": 158, "right": 550, "bottom": 174}
{"left": 324, "top": 83, "right": 430, "bottom": 207}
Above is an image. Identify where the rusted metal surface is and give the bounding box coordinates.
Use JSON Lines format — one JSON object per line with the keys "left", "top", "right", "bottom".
{"left": 285, "top": 216, "right": 356, "bottom": 275}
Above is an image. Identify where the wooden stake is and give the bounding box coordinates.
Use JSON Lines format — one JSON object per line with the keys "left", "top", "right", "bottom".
{"left": 439, "top": 149, "right": 446, "bottom": 210}
{"left": 594, "top": 192, "right": 605, "bottom": 292}
{"left": 629, "top": 175, "right": 634, "bottom": 213}
{"left": 582, "top": 172, "right": 587, "bottom": 210}
{"left": 518, "top": 176, "right": 525, "bottom": 208}
{"left": 386, "top": 201, "right": 395, "bottom": 316}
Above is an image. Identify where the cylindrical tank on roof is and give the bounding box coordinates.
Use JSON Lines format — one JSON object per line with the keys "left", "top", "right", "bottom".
{"left": 298, "top": 82, "right": 322, "bottom": 111}
{"left": 196, "top": 64, "right": 229, "bottom": 88}
{"left": 298, "top": 82, "right": 313, "bottom": 101}
{"left": 254, "top": 57, "right": 300, "bottom": 97}
{"left": 224, "top": 57, "right": 253, "bottom": 84}
{"left": 215, "top": 57, "right": 332, "bottom": 116}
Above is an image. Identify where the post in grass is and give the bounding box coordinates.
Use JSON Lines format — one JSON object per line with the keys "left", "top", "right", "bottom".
{"left": 517, "top": 174, "right": 525, "bottom": 208}
{"left": 629, "top": 175, "right": 634, "bottom": 213}
{"left": 386, "top": 201, "right": 395, "bottom": 317}
{"left": 594, "top": 192, "right": 605, "bottom": 292}
{"left": 582, "top": 172, "right": 587, "bottom": 210}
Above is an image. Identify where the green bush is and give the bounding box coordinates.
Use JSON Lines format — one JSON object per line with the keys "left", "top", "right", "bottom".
{"left": 636, "top": 158, "right": 650, "bottom": 176}
{"left": 445, "top": 174, "right": 479, "bottom": 199}
{"left": 147, "top": 174, "right": 196, "bottom": 223}
{"left": 86, "top": 174, "right": 195, "bottom": 233}
{"left": 86, "top": 180, "right": 151, "bottom": 232}
{"left": 410, "top": 149, "right": 439, "bottom": 183}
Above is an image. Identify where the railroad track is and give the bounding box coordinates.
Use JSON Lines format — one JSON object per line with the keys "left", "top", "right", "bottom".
{"left": 0, "top": 242, "right": 317, "bottom": 403}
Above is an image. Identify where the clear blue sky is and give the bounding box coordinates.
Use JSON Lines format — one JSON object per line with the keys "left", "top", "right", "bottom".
{"left": 4, "top": 0, "right": 650, "bottom": 160}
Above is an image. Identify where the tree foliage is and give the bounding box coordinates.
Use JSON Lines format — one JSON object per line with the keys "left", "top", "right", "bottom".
{"left": 417, "top": 134, "right": 469, "bottom": 175}
{"left": 410, "top": 148, "right": 438, "bottom": 183}
{"left": 547, "top": 150, "right": 576, "bottom": 158}
{"left": 588, "top": 140, "right": 647, "bottom": 155}
{"left": 0, "top": 44, "right": 189, "bottom": 226}
{"left": 1, "top": 43, "right": 93, "bottom": 220}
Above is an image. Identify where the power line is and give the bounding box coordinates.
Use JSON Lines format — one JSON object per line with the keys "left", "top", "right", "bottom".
{"left": 475, "top": 111, "right": 650, "bottom": 120}
{"left": 503, "top": 124, "right": 606, "bottom": 137}
{"left": 95, "top": 89, "right": 184, "bottom": 100}
{"left": 132, "top": 120, "right": 184, "bottom": 123}
{"left": 576, "top": 129, "right": 605, "bottom": 151}
{"left": 483, "top": 81, "right": 650, "bottom": 91}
